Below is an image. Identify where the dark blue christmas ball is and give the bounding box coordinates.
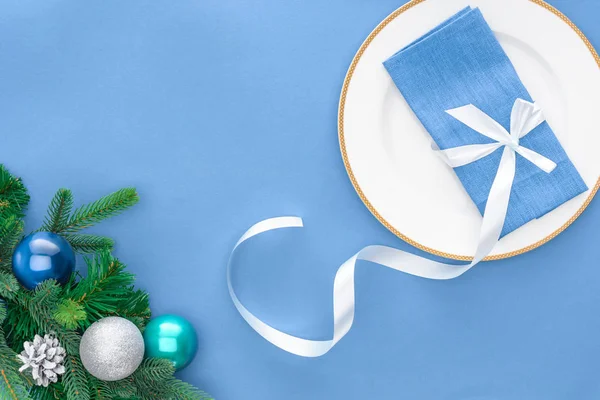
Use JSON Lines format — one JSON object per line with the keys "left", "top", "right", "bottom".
{"left": 12, "top": 232, "right": 75, "bottom": 290}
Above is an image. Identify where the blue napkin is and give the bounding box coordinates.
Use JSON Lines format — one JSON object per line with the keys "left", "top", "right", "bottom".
{"left": 383, "top": 6, "right": 587, "bottom": 236}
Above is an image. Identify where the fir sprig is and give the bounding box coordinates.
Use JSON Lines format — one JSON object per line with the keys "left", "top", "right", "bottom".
{"left": 0, "top": 166, "right": 29, "bottom": 220}
{"left": 166, "top": 379, "right": 213, "bottom": 400}
{"left": 62, "top": 234, "right": 114, "bottom": 254}
{"left": 0, "top": 274, "right": 19, "bottom": 302}
{"left": 63, "top": 356, "right": 90, "bottom": 400}
{"left": 57, "top": 188, "right": 139, "bottom": 234}
{"left": 41, "top": 189, "right": 73, "bottom": 233}
{"left": 0, "top": 217, "right": 24, "bottom": 272}
{"left": 57, "top": 252, "right": 150, "bottom": 330}
{"left": 54, "top": 300, "right": 86, "bottom": 330}
{"left": 131, "top": 359, "right": 213, "bottom": 400}
{"left": 0, "top": 166, "right": 211, "bottom": 400}
{"left": 0, "top": 302, "right": 32, "bottom": 400}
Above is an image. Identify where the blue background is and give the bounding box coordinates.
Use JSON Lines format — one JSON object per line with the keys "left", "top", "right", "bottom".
{"left": 0, "top": 0, "right": 599, "bottom": 399}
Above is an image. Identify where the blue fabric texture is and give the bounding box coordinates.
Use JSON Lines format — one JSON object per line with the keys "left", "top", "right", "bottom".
{"left": 383, "top": 7, "right": 588, "bottom": 236}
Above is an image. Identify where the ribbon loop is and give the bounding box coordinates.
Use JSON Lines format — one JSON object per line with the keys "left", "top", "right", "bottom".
{"left": 445, "top": 104, "right": 511, "bottom": 143}
{"left": 511, "top": 98, "right": 545, "bottom": 139}
{"left": 438, "top": 99, "right": 556, "bottom": 174}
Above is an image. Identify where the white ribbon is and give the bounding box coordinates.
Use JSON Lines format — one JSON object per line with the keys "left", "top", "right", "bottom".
{"left": 227, "top": 99, "right": 556, "bottom": 357}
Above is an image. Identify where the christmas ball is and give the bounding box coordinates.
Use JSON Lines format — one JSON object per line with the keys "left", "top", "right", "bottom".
{"left": 12, "top": 232, "right": 75, "bottom": 290}
{"left": 80, "top": 317, "right": 145, "bottom": 381}
{"left": 143, "top": 314, "right": 198, "bottom": 371}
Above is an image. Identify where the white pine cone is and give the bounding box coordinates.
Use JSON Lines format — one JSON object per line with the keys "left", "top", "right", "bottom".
{"left": 17, "top": 334, "right": 66, "bottom": 387}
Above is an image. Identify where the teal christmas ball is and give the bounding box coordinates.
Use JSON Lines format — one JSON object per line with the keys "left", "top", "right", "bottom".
{"left": 143, "top": 314, "right": 198, "bottom": 370}
{"left": 12, "top": 232, "right": 75, "bottom": 290}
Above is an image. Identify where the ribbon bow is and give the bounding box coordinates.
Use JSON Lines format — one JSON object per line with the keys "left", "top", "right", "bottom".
{"left": 227, "top": 98, "right": 557, "bottom": 357}
{"left": 436, "top": 98, "right": 556, "bottom": 174}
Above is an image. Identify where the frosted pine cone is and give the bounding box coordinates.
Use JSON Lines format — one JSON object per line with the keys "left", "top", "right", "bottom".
{"left": 17, "top": 334, "right": 66, "bottom": 387}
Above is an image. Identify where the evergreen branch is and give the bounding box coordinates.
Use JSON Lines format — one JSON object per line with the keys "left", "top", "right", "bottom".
{"left": 131, "top": 359, "right": 213, "bottom": 400}
{"left": 112, "top": 289, "right": 151, "bottom": 331}
{"left": 0, "top": 217, "right": 24, "bottom": 272}
{"left": 130, "top": 358, "right": 176, "bottom": 398}
{"left": 0, "top": 166, "right": 29, "bottom": 220}
{"left": 88, "top": 376, "right": 110, "bottom": 400}
{"left": 106, "top": 378, "right": 137, "bottom": 399}
{"left": 4, "top": 300, "right": 38, "bottom": 351}
{"left": 28, "top": 281, "right": 61, "bottom": 329}
{"left": 163, "top": 378, "right": 213, "bottom": 400}
{"left": 53, "top": 329, "right": 81, "bottom": 357}
{"left": 134, "top": 358, "right": 174, "bottom": 383}
{"left": 0, "top": 303, "right": 31, "bottom": 400}
{"left": 63, "top": 234, "right": 114, "bottom": 254}
{"left": 30, "top": 383, "right": 66, "bottom": 400}
{"left": 0, "top": 349, "right": 29, "bottom": 400}
{"left": 0, "top": 363, "right": 30, "bottom": 400}
{"left": 5, "top": 280, "right": 66, "bottom": 350}
{"left": 71, "top": 253, "right": 133, "bottom": 316}
{"left": 0, "top": 274, "right": 20, "bottom": 301}
{"left": 57, "top": 188, "right": 139, "bottom": 234}
{"left": 63, "top": 356, "right": 90, "bottom": 400}
{"left": 41, "top": 189, "right": 73, "bottom": 233}
{"left": 64, "top": 252, "right": 150, "bottom": 328}
{"left": 53, "top": 299, "right": 86, "bottom": 330}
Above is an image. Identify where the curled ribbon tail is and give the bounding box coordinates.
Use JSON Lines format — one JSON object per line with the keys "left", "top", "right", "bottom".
{"left": 227, "top": 219, "right": 481, "bottom": 358}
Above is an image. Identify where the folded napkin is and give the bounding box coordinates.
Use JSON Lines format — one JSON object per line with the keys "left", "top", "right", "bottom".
{"left": 383, "top": 6, "right": 587, "bottom": 236}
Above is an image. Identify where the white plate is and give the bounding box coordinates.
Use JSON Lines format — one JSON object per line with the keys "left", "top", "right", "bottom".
{"left": 339, "top": 0, "right": 600, "bottom": 260}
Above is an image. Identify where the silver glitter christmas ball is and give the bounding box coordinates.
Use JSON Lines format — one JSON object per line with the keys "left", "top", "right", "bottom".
{"left": 79, "top": 316, "right": 145, "bottom": 381}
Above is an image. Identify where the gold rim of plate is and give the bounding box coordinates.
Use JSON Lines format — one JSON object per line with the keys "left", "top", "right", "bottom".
{"left": 338, "top": 0, "right": 600, "bottom": 261}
